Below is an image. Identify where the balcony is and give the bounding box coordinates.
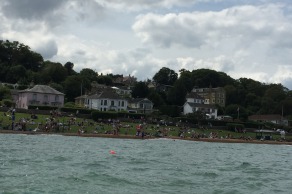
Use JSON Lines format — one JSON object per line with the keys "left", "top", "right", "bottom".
{"left": 29, "top": 100, "right": 40, "bottom": 105}
{"left": 51, "top": 101, "right": 62, "bottom": 106}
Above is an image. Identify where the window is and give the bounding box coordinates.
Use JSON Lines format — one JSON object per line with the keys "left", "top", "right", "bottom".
{"left": 139, "top": 103, "right": 144, "bottom": 108}
{"left": 44, "top": 95, "right": 48, "bottom": 102}
{"left": 101, "top": 100, "right": 103, "bottom": 105}
{"left": 118, "top": 101, "right": 120, "bottom": 106}
{"left": 121, "top": 101, "right": 124, "bottom": 107}
{"left": 104, "top": 100, "right": 107, "bottom": 105}
{"left": 33, "top": 94, "right": 37, "bottom": 100}
{"left": 55, "top": 95, "right": 59, "bottom": 102}
{"left": 111, "top": 101, "right": 114, "bottom": 106}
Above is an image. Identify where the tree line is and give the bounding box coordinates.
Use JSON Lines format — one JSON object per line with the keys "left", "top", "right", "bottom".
{"left": 0, "top": 40, "right": 291, "bottom": 120}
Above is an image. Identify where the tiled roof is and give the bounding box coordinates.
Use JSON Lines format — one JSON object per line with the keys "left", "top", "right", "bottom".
{"left": 87, "top": 90, "right": 123, "bottom": 99}
{"left": 186, "top": 92, "right": 204, "bottom": 99}
{"left": 75, "top": 95, "right": 88, "bottom": 99}
{"left": 19, "top": 85, "right": 64, "bottom": 95}
{"left": 186, "top": 102, "right": 216, "bottom": 109}
{"left": 248, "top": 114, "right": 285, "bottom": 121}
{"left": 128, "top": 98, "right": 151, "bottom": 104}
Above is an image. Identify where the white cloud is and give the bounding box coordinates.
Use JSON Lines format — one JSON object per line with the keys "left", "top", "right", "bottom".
{"left": 133, "top": 4, "right": 292, "bottom": 49}
{"left": 0, "top": 0, "right": 292, "bottom": 90}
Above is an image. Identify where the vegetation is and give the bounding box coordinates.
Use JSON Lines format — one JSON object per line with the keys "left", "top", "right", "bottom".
{"left": 0, "top": 39, "right": 292, "bottom": 121}
{"left": 0, "top": 111, "right": 290, "bottom": 141}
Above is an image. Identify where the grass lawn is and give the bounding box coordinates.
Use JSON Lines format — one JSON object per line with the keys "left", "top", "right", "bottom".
{"left": 0, "top": 111, "right": 290, "bottom": 141}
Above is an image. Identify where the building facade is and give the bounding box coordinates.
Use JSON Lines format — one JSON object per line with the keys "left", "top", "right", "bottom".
{"left": 17, "top": 85, "right": 64, "bottom": 109}
{"left": 191, "top": 86, "right": 226, "bottom": 107}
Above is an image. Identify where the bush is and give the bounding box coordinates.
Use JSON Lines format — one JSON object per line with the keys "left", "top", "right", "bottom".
{"left": 226, "top": 123, "right": 245, "bottom": 132}
{"left": 60, "top": 107, "right": 93, "bottom": 114}
{"left": 2, "top": 99, "right": 15, "bottom": 107}
{"left": 64, "top": 102, "right": 76, "bottom": 108}
{"left": 28, "top": 105, "right": 56, "bottom": 110}
{"left": 91, "top": 111, "right": 118, "bottom": 121}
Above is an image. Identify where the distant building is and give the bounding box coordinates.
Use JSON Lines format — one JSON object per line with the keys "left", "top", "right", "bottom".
{"left": 183, "top": 102, "right": 218, "bottom": 119}
{"left": 127, "top": 98, "right": 154, "bottom": 114}
{"left": 191, "top": 86, "right": 226, "bottom": 107}
{"left": 111, "top": 86, "right": 132, "bottom": 97}
{"left": 85, "top": 89, "right": 128, "bottom": 112}
{"left": 75, "top": 95, "right": 88, "bottom": 108}
{"left": 248, "top": 114, "right": 289, "bottom": 126}
{"left": 185, "top": 92, "right": 205, "bottom": 104}
{"left": 112, "top": 74, "right": 137, "bottom": 86}
{"left": 16, "top": 85, "right": 64, "bottom": 109}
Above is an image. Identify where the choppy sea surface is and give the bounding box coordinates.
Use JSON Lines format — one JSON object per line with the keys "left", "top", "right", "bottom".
{"left": 0, "top": 134, "right": 291, "bottom": 194}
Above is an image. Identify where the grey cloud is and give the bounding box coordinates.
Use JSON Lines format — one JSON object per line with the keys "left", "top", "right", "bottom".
{"left": 133, "top": 4, "right": 292, "bottom": 50}
{"left": 1, "top": 0, "right": 67, "bottom": 20}
{"left": 35, "top": 40, "right": 58, "bottom": 59}
{"left": 282, "top": 78, "right": 292, "bottom": 90}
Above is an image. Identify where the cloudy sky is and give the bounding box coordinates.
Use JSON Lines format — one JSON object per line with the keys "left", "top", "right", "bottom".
{"left": 1, "top": 0, "right": 292, "bottom": 89}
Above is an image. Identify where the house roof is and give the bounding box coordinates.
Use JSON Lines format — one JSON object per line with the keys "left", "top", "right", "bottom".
{"left": 128, "top": 98, "right": 152, "bottom": 104}
{"left": 248, "top": 114, "right": 286, "bottom": 121}
{"left": 10, "top": 89, "right": 20, "bottom": 95}
{"left": 185, "top": 102, "right": 216, "bottom": 109}
{"left": 19, "top": 85, "right": 64, "bottom": 95}
{"left": 87, "top": 90, "right": 123, "bottom": 100}
{"left": 186, "top": 92, "right": 204, "bottom": 99}
{"left": 75, "top": 95, "right": 88, "bottom": 99}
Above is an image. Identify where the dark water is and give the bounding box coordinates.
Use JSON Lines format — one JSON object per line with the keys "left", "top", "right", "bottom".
{"left": 0, "top": 134, "right": 291, "bottom": 194}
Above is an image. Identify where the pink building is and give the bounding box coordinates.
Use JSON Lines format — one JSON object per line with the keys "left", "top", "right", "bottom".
{"left": 16, "top": 85, "right": 65, "bottom": 109}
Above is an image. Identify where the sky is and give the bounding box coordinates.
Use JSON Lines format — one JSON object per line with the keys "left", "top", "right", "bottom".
{"left": 0, "top": 0, "right": 292, "bottom": 90}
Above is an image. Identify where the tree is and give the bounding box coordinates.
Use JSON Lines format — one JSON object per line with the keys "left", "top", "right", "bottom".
{"left": 80, "top": 68, "right": 97, "bottom": 82}
{"left": 264, "top": 84, "right": 287, "bottom": 102}
{"left": 0, "top": 85, "right": 11, "bottom": 100}
{"left": 64, "top": 62, "right": 76, "bottom": 76}
{"left": 132, "top": 81, "right": 149, "bottom": 98}
{"left": 62, "top": 75, "right": 83, "bottom": 102}
{"left": 153, "top": 67, "right": 178, "bottom": 85}
{"left": 191, "top": 69, "right": 234, "bottom": 88}
{"left": 6, "top": 65, "right": 27, "bottom": 83}
{"left": 147, "top": 89, "right": 165, "bottom": 108}
{"left": 96, "top": 75, "right": 113, "bottom": 85}
{"left": 41, "top": 61, "right": 68, "bottom": 83}
{"left": 167, "top": 79, "right": 187, "bottom": 106}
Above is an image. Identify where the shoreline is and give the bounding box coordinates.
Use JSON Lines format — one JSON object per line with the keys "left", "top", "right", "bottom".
{"left": 1, "top": 130, "right": 291, "bottom": 145}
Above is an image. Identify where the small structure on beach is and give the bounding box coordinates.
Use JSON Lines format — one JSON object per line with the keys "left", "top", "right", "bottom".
{"left": 255, "top": 129, "right": 277, "bottom": 140}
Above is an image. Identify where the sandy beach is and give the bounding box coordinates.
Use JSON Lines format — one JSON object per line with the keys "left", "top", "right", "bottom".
{"left": 1, "top": 130, "right": 291, "bottom": 145}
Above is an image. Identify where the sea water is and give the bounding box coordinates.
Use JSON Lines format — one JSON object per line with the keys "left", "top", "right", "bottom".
{"left": 0, "top": 134, "right": 291, "bottom": 194}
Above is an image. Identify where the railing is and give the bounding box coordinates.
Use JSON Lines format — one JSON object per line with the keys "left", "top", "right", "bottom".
{"left": 29, "top": 100, "right": 40, "bottom": 105}
{"left": 51, "top": 102, "right": 62, "bottom": 106}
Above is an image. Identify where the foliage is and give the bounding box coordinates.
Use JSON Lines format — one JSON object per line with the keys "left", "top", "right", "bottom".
{"left": 60, "top": 107, "right": 93, "bottom": 114}
{"left": 0, "top": 39, "right": 292, "bottom": 119}
{"left": 2, "top": 99, "right": 14, "bottom": 107}
{"left": 91, "top": 111, "right": 118, "bottom": 120}
{"left": 64, "top": 102, "right": 76, "bottom": 108}
{"left": 131, "top": 81, "right": 149, "bottom": 98}
{"left": 147, "top": 89, "right": 165, "bottom": 108}
{"left": 153, "top": 67, "right": 178, "bottom": 85}
{"left": 28, "top": 105, "right": 57, "bottom": 110}
{"left": 159, "top": 105, "right": 181, "bottom": 117}
{"left": 226, "top": 123, "right": 245, "bottom": 131}
{"left": 0, "top": 85, "right": 11, "bottom": 100}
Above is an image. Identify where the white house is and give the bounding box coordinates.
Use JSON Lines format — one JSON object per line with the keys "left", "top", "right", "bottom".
{"left": 183, "top": 102, "right": 218, "bottom": 119}
{"left": 185, "top": 92, "right": 205, "bottom": 104}
{"left": 111, "top": 86, "right": 132, "bottom": 97}
{"left": 128, "top": 98, "right": 154, "bottom": 114}
{"left": 85, "top": 89, "right": 128, "bottom": 112}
